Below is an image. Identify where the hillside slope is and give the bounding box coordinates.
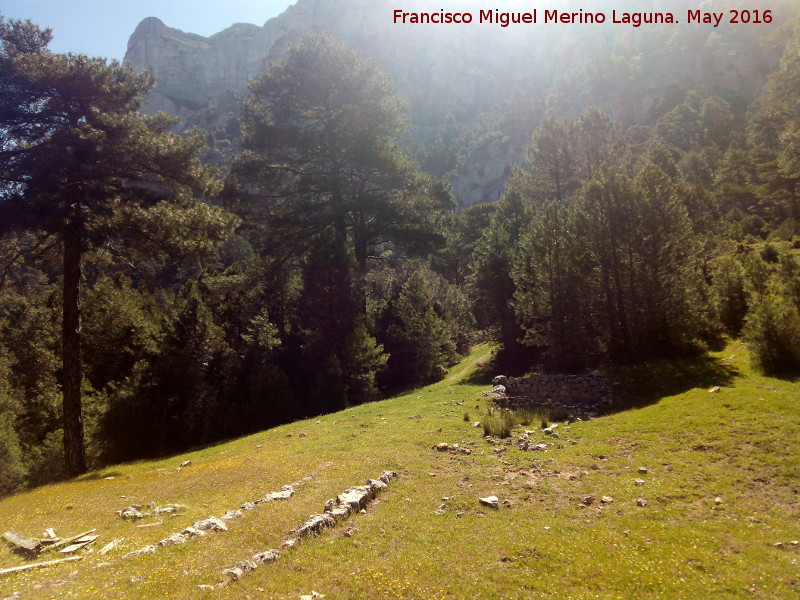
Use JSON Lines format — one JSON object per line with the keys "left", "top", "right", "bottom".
{"left": 0, "top": 342, "right": 798, "bottom": 599}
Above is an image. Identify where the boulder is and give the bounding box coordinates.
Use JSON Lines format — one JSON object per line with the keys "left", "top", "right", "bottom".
{"left": 492, "top": 375, "right": 508, "bottom": 387}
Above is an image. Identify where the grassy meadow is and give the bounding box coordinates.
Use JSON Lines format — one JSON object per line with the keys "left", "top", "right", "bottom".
{"left": 1, "top": 342, "right": 798, "bottom": 600}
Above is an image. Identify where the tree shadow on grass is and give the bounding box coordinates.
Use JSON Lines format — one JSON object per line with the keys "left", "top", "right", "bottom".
{"left": 606, "top": 353, "right": 740, "bottom": 414}
{"left": 458, "top": 360, "right": 497, "bottom": 386}
{"left": 78, "top": 470, "right": 124, "bottom": 482}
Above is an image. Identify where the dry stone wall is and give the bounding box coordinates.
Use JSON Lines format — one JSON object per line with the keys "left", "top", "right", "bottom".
{"left": 491, "top": 373, "right": 611, "bottom": 413}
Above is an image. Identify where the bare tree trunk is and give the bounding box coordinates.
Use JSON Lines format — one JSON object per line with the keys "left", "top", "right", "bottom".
{"left": 62, "top": 225, "right": 87, "bottom": 477}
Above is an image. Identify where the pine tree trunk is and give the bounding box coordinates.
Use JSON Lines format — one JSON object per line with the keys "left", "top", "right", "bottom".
{"left": 62, "top": 226, "right": 87, "bottom": 477}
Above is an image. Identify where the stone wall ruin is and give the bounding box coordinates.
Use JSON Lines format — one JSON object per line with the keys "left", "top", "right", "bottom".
{"left": 490, "top": 372, "right": 611, "bottom": 414}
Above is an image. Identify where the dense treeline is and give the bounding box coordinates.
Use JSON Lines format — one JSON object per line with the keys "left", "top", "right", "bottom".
{"left": 2, "top": 12, "right": 800, "bottom": 494}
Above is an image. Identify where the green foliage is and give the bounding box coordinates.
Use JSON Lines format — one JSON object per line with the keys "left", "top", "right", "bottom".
{"left": 374, "top": 264, "right": 471, "bottom": 389}
{"left": 0, "top": 16, "right": 227, "bottom": 476}
{"left": 482, "top": 409, "right": 515, "bottom": 439}
{"left": 82, "top": 276, "right": 163, "bottom": 391}
{"left": 761, "top": 243, "right": 780, "bottom": 263}
{"left": 512, "top": 112, "right": 706, "bottom": 366}
{"left": 744, "top": 292, "right": 800, "bottom": 376}
{"left": 0, "top": 348, "right": 25, "bottom": 495}
{"left": 712, "top": 255, "right": 749, "bottom": 334}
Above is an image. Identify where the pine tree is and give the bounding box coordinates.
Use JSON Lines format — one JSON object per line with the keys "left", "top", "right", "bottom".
{"left": 0, "top": 19, "right": 221, "bottom": 476}
{"left": 228, "top": 32, "right": 450, "bottom": 403}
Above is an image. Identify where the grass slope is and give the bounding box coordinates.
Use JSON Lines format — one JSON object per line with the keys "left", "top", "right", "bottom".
{"left": 1, "top": 342, "right": 798, "bottom": 600}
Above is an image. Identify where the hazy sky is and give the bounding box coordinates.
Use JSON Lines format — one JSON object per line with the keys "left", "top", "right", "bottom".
{"left": 0, "top": 1, "right": 295, "bottom": 61}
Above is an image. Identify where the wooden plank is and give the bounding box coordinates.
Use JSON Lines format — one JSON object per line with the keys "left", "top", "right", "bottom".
{"left": 3, "top": 531, "right": 42, "bottom": 556}
{"left": 0, "top": 555, "right": 82, "bottom": 576}
{"left": 59, "top": 535, "right": 99, "bottom": 554}
{"left": 44, "top": 529, "right": 96, "bottom": 553}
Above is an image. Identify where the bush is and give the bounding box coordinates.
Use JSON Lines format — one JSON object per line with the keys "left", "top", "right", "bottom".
{"left": 741, "top": 214, "right": 766, "bottom": 238}
{"left": 482, "top": 410, "right": 515, "bottom": 438}
{"left": 481, "top": 406, "right": 550, "bottom": 438}
{"left": 761, "top": 243, "right": 780, "bottom": 263}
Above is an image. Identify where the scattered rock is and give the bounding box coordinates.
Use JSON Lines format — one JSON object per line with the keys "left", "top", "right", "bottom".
{"left": 582, "top": 495, "right": 595, "bottom": 506}
{"left": 193, "top": 517, "right": 228, "bottom": 533}
{"left": 123, "top": 545, "right": 156, "bottom": 559}
{"left": 296, "top": 514, "right": 336, "bottom": 537}
{"left": 337, "top": 485, "right": 375, "bottom": 513}
{"left": 282, "top": 538, "right": 300, "bottom": 549}
{"left": 119, "top": 507, "right": 144, "bottom": 520}
{"left": 473, "top": 422, "right": 482, "bottom": 428}
{"left": 479, "top": 496, "right": 499, "bottom": 509}
{"left": 180, "top": 461, "right": 192, "bottom": 468}
{"left": 98, "top": 538, "right": 121, "bottom": 555}
{"left": 323, "top": 499, "right": 335, "bottom": 513}
{"left": 254, "top": 549, "right": 280, "bottom": 563}
{"left": 156, "top": 533, "right": 189, "bottom": 547}
{"left": 601, "top": 496, "right": 614, "bottom": 504}
{"left": 638, "top": 467, "right": 648, "bottom": 475}
{"left": 715, "top": 497, "right": 723, "bottom": 504}
{"left": 367, "top": 479, "right": 388, "bottom": 493}
{"left": 634, "top": 479, "right": 646, "bottom": 486}
{"left": 328, "top": 506, "right": 351, "bottom": 521}
{"left": 709, "top": 386, "right": 720, "bottom": 393}
{"left": 263, "top": 486, "right": 294, "bottom": 502}
{"left": 636, "top": 499, "right": 648, "bottom": 507}
{"left": 300, "top": 592, "right": 325, "bottom": 600}
{"left": 379, "top": 471, "right": 397, "bottom": 484}
{"left": 222, "top": 559, "right": 258, "bottom": 581}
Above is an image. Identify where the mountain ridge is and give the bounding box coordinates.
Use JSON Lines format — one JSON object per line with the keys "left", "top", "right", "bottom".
{"left": 123, "top": 0, "right": 789, "bottom": 207}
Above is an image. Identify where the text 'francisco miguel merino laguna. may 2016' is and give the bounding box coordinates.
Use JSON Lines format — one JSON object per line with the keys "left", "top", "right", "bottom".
{"left": 392, "top": 8, "right": 774, "bottom": 28}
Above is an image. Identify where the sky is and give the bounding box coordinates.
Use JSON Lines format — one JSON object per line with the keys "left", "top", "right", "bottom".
{"left": 0, "top": 0, "right": 295, "bottom": 61}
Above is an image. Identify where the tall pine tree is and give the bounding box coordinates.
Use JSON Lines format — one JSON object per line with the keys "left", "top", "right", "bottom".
{"left": 0, "top": 19, "right": 221, "bottom": 476}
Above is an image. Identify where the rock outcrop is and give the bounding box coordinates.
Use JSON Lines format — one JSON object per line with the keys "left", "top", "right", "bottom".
{"left": 123, "top": 0, "right": 541, "bottom": 207}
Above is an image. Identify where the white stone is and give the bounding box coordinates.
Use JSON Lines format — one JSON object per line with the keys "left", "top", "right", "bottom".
{"left": 479, "top": 496, "right": 499, "bottom": 509}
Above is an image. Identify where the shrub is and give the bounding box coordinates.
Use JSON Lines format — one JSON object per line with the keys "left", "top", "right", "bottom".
{"left": 761, "top": 243, "right": 780, "bottom": 263}
{"left": 482, "top": 410, "right": 515, "bottom": 438}
{"left": 481, "top": 407, "right": 551, "bottom": 438}
{"left": 741, "top": 214, "right": 766, "bottom": 238}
